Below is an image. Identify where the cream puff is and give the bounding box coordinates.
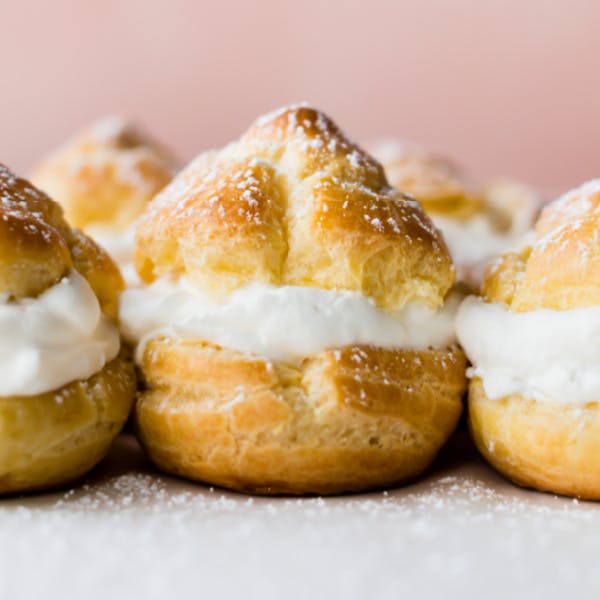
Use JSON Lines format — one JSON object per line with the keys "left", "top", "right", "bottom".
{"left": 30, "top": 117, "right": 179, "bottom": 284}
{"left": 368, "top": 140, "right": 540, "bottom": 289}
{"left": 456, "top": 179, "right": 600, "bottom": 499}
{"left": 0, "top": 165, "right": 136, "bottom": 494}
{"left": 119, "top": 106, "right": 467, "bottom": 495}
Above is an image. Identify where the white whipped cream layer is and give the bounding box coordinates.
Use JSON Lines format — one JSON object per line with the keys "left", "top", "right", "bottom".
{"left": 456, "top": 295, "right": 600, "bottom": 404}
{"left": 120, "top": 278, "right": 461, "bottom": 364}
{"left": 0, "top": 270, "right": 120, "bottom": 396}
{"left": 87, "top": 224, "right": 139, "bottom": 286}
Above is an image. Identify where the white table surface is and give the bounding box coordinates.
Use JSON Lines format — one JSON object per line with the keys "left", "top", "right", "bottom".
{"left": 1, "top": 427, "right": 599, "bottom": 600}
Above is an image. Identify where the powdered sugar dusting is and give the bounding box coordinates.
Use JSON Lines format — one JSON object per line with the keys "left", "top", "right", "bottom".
{"left": 536, "top": 178, "right": 600, "bottom": 246}
{"left": 546, "top": 179, "right": 600, "bottom": 223}
{"left": 530, "top": 178, "right": 600, "bottom": 272}
{"left": 0, "top": 164, "right": 59, "bottom": 244}
{"left": 1, "top": 434, "right": 598, "bottom": 599}
{"left": 140, "top": 105, "right": 451, "bottom": 306}
{"left": 34, "top": 117, "right": 179, "bottom": 222}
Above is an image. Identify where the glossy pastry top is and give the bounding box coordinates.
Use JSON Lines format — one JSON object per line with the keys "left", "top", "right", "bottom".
{"left": 135, "top": 106, "right": 455, "bottom": 311}
{"left": 0, "top": 164, "right": 123, "bottom": 314}
{"left": 30, "top": 117, "right": 179, "bottom": 232}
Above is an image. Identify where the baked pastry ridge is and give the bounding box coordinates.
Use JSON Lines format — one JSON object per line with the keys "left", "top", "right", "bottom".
{"left": 0, "top": 165, "right": 136, "bottom": 494}
{"left": 457, "top": 178, "right": 600, "bottom": 499}
{"left": 123, "top": 106, "right": 466, "bottom": 495}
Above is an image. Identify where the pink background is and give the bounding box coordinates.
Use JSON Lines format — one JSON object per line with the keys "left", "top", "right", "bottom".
{"left": 1, "top": 0, "right": 599, "bottom": 194}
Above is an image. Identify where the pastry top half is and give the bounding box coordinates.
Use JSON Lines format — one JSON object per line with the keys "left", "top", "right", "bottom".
{"left": 136, "top": 106, "right": 455, "bottom": 312}
{"left": 365, "top": 139, "right": 482, "bottom": 219}
{"left": 484, "top": 178, "right": 600, "bottom": 311}
{"left": 30, "top": 117, "right": 179, "bottom": 232}
{"left": 368, "top": 139, "right": 539, "bottom": 235}
{"left": 0, "top": 164, "right": 123, "bottom": 317}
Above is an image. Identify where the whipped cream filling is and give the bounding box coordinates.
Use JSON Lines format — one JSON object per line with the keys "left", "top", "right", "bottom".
{"left": 119, "top": 278, "right": 461, "bottom": 364}
{"left": 456, "top": 296, "right": 600, "bottom": 404}
{"left": 86, "top": 224, "right": 139, "bottom": 286}
{"left": 0, "top": 270, "right": 120, "bottom": 396}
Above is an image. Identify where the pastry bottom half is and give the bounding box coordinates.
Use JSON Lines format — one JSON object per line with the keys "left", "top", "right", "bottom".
{"left": 0, "top": 353, "right": 136, "bottom": 495}
{"left": 135, "top": 338, "right": 466, "bottom": 495}
{"left": 469, "top": 378, "right": 600, "bottom": 499}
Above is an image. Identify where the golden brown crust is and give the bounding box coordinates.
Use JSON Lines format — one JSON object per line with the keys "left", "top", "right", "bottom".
{"left": 65, "top": 228, "right": 124, "bottom": 319}
{"left": 0, "top": 165, "right": 126, "bottom": 313}
{"left": 483, "top": 179, "right": 600, "bottom": 311}
{"left": 137, "top": 106, "right": 454, "bottom": 310}
{"left": 481, "top": 249, "right": 529, "bottom": 305}
{"left": 0, "top": 165, "right": 72, "bottom": 297}
{"left": 135, "top": 339, "right": 466, "bottom": 494}
{"left": 0, "top": 353, "right": 136, "bottom": 495}
{"left": 366, "top": 140, "right": 482, "bottom": 218}
{"left": 30, "top": 117, "right": 179, "bottom": 231}
{"left": 511, "top": 214, "right": 600, "bottom": 310}
{"left": 469, "top": 378, "right": 600, "bottom": 500}
{"left": 535, "top": 179, "right": 600, "bottom": 237}
{"left": 370, "top": 141, "right": 541, "bottom": 234}
{"left": 371, "top": 141, "right": 541, "bottom": 293}
{"left": 0, "top": 165, "right": 124, "bottom": 314}
{"left": 374, "top": 142, "right": 544, "bottom": 249}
